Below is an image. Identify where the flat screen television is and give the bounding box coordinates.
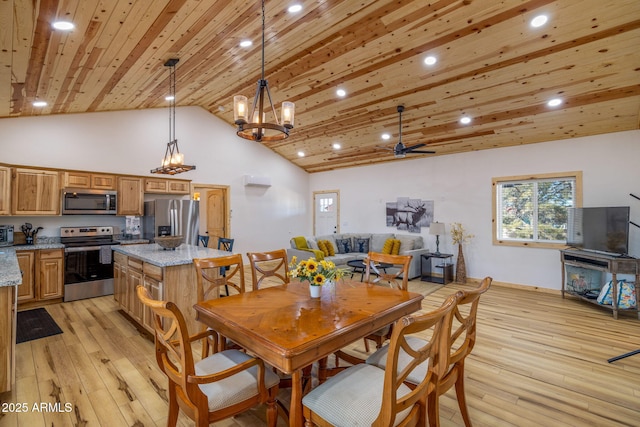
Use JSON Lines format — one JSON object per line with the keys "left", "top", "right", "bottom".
{"left": 566, "top": 206, "right": 630, "bottom": 256}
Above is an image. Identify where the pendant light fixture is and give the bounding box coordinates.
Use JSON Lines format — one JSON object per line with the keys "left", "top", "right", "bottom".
{"left": 151, "top": 58, "right": 196, "bottom": 175}
{"left": 233, "top": 0, "right": 295, "bottom": 142}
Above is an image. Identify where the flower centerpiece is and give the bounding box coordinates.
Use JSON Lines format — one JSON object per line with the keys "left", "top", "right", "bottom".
{"left": 288, "top": 256, "right": 347, "bottom": 297}
{"left": 450, "top": 222, "right": 474, "bottom": 283}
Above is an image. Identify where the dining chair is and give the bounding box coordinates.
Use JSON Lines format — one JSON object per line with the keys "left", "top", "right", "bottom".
{"left": 217, "top": 237, "right": 234, "bottom": 294}
{"left": 247, "top": 249, "right": 290, "bottom": 290}
{"left": 193, "top": 254, "right": 246, "bottom": 356}
{"left": 197, "top": 234, "right": 209, "bottom": 247}
{"left": 366, "top": 276, "right": 493, "bottom": 427}
{"left": 303, "top": 292, "right": 460, "bottom": 427}
{"left": 363, "top": 252, "right": 413, "bottom": 352}
{"left": 135, "top": 285, "right": 280, "bottom": 427}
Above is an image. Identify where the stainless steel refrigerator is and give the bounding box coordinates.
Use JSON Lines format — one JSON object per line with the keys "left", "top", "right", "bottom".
{"left": 143, "top": 200, "right": 200, "bottom": 245}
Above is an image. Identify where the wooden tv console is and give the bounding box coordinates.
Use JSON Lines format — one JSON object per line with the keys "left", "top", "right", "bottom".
{"left": 561, "top": 249, "right": 640, "bottom": 319}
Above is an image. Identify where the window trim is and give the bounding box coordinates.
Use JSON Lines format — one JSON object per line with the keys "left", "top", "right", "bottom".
{"left": 492, "top": 171, "right": 583, "bottom": 249}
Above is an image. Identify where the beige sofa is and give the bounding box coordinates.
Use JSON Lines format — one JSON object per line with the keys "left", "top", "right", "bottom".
{"left": 287, "top": 233, "right": 431, "bottom": 279}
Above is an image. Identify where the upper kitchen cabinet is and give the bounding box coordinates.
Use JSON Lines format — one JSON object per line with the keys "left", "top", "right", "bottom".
{"left": 63, "top": 171, "right": 116, "bottom": 190}
{"left": 0, "top": 166, "right": 10, "bottom": 215}
{"left": 117, "top": 176, "right": 143, "bottom": 216}
{"left": 11, "top": 168, "right": 60, "bottom": 215}
{"left": 144, "top": 178, "right": 190, "bottom": 195}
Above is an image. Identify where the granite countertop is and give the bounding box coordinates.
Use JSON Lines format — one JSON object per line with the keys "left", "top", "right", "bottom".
{"left": 113, "top": 243, "right": 231, "bottom": 267}
{"left": 115, "top": 238, "right": 149, "bottom": 245}
{"left": 0, "top": 248, "right": 22, "bottom": 287}
{"left": 12, "top": 243, "right": 65, "bottom": 250}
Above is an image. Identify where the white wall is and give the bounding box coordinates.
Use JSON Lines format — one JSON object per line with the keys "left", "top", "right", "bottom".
{"left": 0, "top": 106, "right": 310, "bottom": 256}
{"left": 309, "top": 130, "right": 640, "bottom": 290}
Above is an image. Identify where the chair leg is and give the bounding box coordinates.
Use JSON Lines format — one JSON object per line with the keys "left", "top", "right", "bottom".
{"left": 364, "top": 337, "right": 370, "bottom": 353}
{"left": 427, "top": 389, "right": 440, "bottom": 427}
{"left": 454, "top": 365, "right": 472, "bottom": 427}
{"left": 167, "top": 384, "right": 179, "bottom": 427}
{"left": 266, "top": 389, "right": 279, "bottom": 427}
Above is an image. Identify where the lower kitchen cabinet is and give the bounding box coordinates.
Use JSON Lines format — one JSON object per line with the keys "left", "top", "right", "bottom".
{"left": 16, "top": 251, "right": 35, "bottom": 302}
{"left": 114, "top": 252, "right": 160, "bottom": 333}
{"left": 0, "top": 285, "right": 16, "bottom": 393}
{"left": 16, "top": 248, "right": 64, "bottom": 307}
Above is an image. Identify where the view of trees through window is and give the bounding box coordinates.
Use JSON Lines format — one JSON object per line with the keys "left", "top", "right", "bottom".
{"left": 494, "top": 173, "right": 581, "bottom": 246}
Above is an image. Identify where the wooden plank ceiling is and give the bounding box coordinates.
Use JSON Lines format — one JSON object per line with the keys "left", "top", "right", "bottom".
{"left": 1, "top": 0, "right": 639, "bottom": 173}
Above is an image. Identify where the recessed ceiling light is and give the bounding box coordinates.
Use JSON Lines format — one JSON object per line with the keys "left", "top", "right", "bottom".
{"left": 240, "top": 40, "right": 252, "bottom": 48}
{"left": 381, "top": 133, "right": 391, "bottom": 140}
{"left": 32, "top": 101, "right": 47, "bottom": 107}
{"left": 424, "top": 56, "right": 437, "bottom": 66}
{"left": 530, "top": 15, "right": 548, "bottom": 28}
{"left": 52, "top": 21, "right": 74, "bottom": 30}
{"left": 336, "top": 89, "right": 346, "bottom": 97}
{"left": 165, "top": 95, "right": 175, "bottom": 101}
{"left": 332, "top": 143, "right": 341, "bottom": 149}
{"left": 547, "top": 98, "right": 562, "bottom": 107}
{"left": 460, "top": 116, "right": 472, "bottom": 125}
{"left": 288, "top": 4, "right": 303, "bottom": 13}
{"left": 297, "top": 151, "right": 305, "bottom": 157}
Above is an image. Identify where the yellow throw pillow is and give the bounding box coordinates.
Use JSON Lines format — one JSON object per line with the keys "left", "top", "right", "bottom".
{"left": 318, "top": 240, "right": 329, "bottom": 257}
{"left": 391, "top": 239, "right": 401, "bottom": 255}
{"left": 293, "top": 236, "right": 308, "bottom": 249}
{"left": 326, "top": 240, "right": 336, "bottom": 256}
{"left": 382, "top": 238, "right": 395, "bottom": 254}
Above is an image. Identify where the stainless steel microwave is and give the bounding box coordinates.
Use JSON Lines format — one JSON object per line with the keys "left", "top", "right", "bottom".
{"left": 62, "top": 189, "right": 117, "bottom": 215}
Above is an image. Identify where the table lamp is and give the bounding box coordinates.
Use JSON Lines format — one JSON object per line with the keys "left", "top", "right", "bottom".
{"left": 429, "top": 222, "right": 445, "bottom": 255}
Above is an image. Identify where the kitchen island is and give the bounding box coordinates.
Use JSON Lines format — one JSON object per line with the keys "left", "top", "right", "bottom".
{"left": 112, "top": 243, "right": 230, "bottom": 334}
{"left": 0, "top": 248, "right": 21, "bottom": 393}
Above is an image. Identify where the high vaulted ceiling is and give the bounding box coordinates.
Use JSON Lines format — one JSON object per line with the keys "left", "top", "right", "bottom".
{"left": 2, "top": 0, "right": 639, "bottom": 173}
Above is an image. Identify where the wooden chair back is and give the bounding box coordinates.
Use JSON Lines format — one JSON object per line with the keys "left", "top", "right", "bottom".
{"left": 375, "top": 291, "right": 460, "bottom": 427}
{"left": 431, "top": 276, "right": 493, "bottom": 427}
{"left": 247, "top": 249, "right": 290, "bottom": 290}
{"left": 365, "top": 252, "right": 412, "bottom": 290}
{"left": 193, "top": 254, "right": 245, "bottom": 300}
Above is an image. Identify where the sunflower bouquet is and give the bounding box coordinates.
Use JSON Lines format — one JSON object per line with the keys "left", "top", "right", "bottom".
{"left": 288, "top": 256, "right": 347, "bottom": 286}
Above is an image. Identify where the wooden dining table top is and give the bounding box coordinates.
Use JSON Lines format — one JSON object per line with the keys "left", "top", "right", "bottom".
{"left": 193, "top": 279, "right": 424, "bottom": 374}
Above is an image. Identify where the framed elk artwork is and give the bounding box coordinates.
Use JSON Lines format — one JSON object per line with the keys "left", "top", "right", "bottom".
{"left": 385, "top": 197, "right": 434, "bottom": 233}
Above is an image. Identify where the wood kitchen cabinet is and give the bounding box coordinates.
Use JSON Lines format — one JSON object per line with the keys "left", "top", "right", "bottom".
{"left": 142, "top": 263, "right": 163, "bottom": 332}
{"left": 16, "top": 249, "right": 63, "bottom": 307}
{"left": 38, "top": 249, "right": 64, "bottom": 300}
{"left": 63, "top": 171, "right": 116, "bottom": 190}
{"left": 11, "top": 168, "right": 60, "bottom": 215}
{"left": 16, "top": 251, "right": 35, "bottom": 302}
{"left": 117, "top": 176, "right": 144, "bottom": 216}
{"left": 144, "top": 177, "right": 191, "bottom": 194}
{"left": 0, "top": 165, "right": 10, "bottom": 215}
{"left": 113, "top": 252, "right": 126, "bottom": 305}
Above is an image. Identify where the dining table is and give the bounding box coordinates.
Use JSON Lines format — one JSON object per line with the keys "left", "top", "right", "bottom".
{"left": 193, "top": 279, "right": 424, "bottom": 427}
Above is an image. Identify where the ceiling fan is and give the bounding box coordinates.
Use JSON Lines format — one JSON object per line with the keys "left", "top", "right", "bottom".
{"left": 383, "top": 105, "right": 436, "bottom": 158}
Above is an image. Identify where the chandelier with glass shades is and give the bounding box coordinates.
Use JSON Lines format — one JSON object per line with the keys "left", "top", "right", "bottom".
{"left": 233, "top": 0, "right": 295, "bottom": 142}
{"left": 151, "top": 58, "right": 196, "bottom": 175}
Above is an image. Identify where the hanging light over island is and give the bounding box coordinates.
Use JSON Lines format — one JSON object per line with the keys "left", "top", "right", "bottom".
{"left": 151, "top": 58, "right": 196, "bottom": 175}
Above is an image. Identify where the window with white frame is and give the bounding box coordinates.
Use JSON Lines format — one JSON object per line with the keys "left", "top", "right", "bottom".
{"left": 493, "top": 172, "right": 582, "bottom": 248}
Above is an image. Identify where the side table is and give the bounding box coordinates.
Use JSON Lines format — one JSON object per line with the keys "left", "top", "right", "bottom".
{"left": 421, "top": 253, "right": 454, "bottom": 284}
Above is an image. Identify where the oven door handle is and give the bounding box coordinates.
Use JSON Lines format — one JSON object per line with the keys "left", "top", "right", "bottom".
{"left": 64, "top": 245, "right": 110, "bottom": 253}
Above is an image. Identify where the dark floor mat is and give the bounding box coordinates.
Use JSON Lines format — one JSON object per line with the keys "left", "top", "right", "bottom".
{"left": 16, "top": 308, "right": 63, "bottom": 344}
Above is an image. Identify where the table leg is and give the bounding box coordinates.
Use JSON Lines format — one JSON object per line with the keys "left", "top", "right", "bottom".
{"left": 290, "top": 369, "right": 303, "bottom": 427}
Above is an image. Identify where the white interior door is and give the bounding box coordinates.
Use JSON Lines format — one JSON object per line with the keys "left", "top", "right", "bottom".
{"left": 314, "top": 191, "right": 339, "bottom": 236}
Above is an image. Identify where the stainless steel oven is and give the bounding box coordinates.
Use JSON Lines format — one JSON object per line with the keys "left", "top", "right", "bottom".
{"left": 61, "top": 226, "right": 120, "bottom": 302}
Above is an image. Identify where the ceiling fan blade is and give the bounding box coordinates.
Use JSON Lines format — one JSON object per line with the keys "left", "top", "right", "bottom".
{"left": 407, "top": 150, "right": 436, "bottom": 154}
{"left": 403, "top": 143, "right": 426, "bottom": 151}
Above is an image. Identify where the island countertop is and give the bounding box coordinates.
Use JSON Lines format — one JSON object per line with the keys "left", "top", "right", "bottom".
{"left": 112, "top": 243, "right": 231, "bottom": 267}
{"left": 0, "top": 248, "right": 23, "bottom": 287}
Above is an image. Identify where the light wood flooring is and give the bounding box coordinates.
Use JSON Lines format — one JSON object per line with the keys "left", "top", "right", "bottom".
{"left": 1, "top": 277, "right": 639, "bottom": 427}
